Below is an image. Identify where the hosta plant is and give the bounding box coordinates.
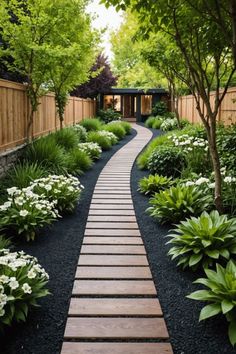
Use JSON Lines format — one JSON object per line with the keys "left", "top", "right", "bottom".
{"left": 78, "top": 142, "right": 102, "bottom": 160}
{"left": 30, "top": 175, "right": 84, "bottom": 213}
{"left": 167, "top": 211, "right": 236, "bottom": 269}
{"left": 0, "top": 249, "right": 49, "bottom": 328}
{"left": 0, "top": 187, "right": 59, "bottom": 241}
{"left": 187, "top": 260, "right": 236, "bottom": 346}
{"left": 147, "top": 185, "right": 212, "bottom": 224}
{"left": 138, "top": 174, "right": 173, "bottom": 196}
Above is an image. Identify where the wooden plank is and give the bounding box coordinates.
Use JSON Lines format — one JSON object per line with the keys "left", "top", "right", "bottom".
{"left": 72, "top": 280, "right": 156, "bottom": 295}
{"left": 90, "top": 204, "right": 133, "bottom": 210}
{"left": 87, "top": 216, "right": 136, "bottom": 222}
{"left": 75, "top": 266, "right": 152, "bottom": 279}
{"left": 91, "top": 199, "right": 133, "bottom": 204}
{"left": 86, "top": 222, "right": 139, "bottom": 229}
{"left": 68, "top": 298, "right": 162, "bottom": 315}
{"left": 84, "top": 229, "right": 141, "bottom": 236}
{"left": 83, "top": 237, "right": 143, "bottom": 244}
{"left": 92, "top": 194, "right": 132, "bottom": 199}
{"left": 89, "top": 209, "right": 135, "bottom": 215}
{"left": 78, "top": 255, "right": 148, "bottom": 266}
{"left": 94, "top": 190, "right": 131, "bottom": 194}
{"left": 61, "top": 342, "right": 173, "bottom": 354}
{"left": 64, "top": 317, "right": 168, "bottom": 339}
{"left": 81, "top": 245, "right": 146, "bottom": 254}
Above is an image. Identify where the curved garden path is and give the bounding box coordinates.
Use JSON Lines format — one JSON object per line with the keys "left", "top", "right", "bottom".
{"left": 61, "top": 124, "right": 173, "bottom": 354}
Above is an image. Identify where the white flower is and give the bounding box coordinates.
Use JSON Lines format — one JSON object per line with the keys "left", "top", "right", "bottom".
{"left": 9, "top": 277, "right": 19, "bottom": 290}
{"left": 22, "top": 283, "right": 32, "bottom": 294}
{"left": 186, "top": 181, "right": 195, "bottom": 186}
{"left": 0, "top": 293, "right": 8, "bottom": 306}
{"left": 45, "top": 185, "right": 52, "bottom": 191}
{"left": 7, "top": 187, "right": 18, "bottom": 196}
{"left": 0, "top": 275, "right": 9, "bottom": 284}
{"left": 209, "top": 182, "right": 215, "bottom": 189}
{"left": 195, "top": 177, "right": 209, "bottom": 185}
{"left": 0, "top": 308, "right": 5, "bottom": 317}
{"left": 27, "top": 269, "right": 36, "bottom": 279}
{"left": 19, "top": 210, "right": 29, "bottom": 217}
{"left": 35, "top": 203, "right": 43, "bottom": 210}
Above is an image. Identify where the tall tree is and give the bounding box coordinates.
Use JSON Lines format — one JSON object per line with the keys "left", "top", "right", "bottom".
{"left": 102, "top": 0, "right": 236, "bottom": 212}
{"left": 71, "top": 53, "right": 117, "bottom": 99}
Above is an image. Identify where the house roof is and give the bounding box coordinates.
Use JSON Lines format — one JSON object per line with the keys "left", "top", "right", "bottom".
{"left": 101, "top": 88, "right": 167, "bottom": 95}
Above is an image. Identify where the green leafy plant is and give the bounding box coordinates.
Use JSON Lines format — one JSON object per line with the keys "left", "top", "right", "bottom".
{"left": 145, "top": 116, "right": 156, "bottom": 128}
{"left": 187, "top": 260, "right": 236, "bottom": 346}
{"left": 77, "top": 142, "right": 102, "bottom": 160}
{"left": 160, "top": 118, "right": 178, "bottom": 131}
{"left": 147, "top": 185, "right": 212, "bottom": 224}
{"left": 104, "top": 122, "right": 126, "bottom": 140}
{"left": 119, "top": 121, "right": 132, "bottom": 134}
{"left": 145, "top": 116, "right": 163, "bottom": 129}
{"left": 147, "top": 146, "right": 186, "bottom": 177}
{"left": 152, "top": 118, "right": 163, "bottom": 129}
{"left": 30, "top": 175, "right": 83, "bottom": 213}
{"left": 167, "top": 210, "right": 236, "bottom": 269}
{"left": 73, "top": 124, "right": 88, "bottom": 142}
{"left": 152, "top": 101, "right": 167, "bottom": 116}
{"left": 25, "top": 136, "right": 66, "bottom": 174}
{"left": 87, "top": 131, "right": 113, "bottom": 150}
{"left": 52, "top": 128, "right": 80, "bottom": 151}
{"left": 98, "top": 108, "right": 121, "bottom": 124}
{"left": 0, "top": 236, "right": 12, "bottom": 251}
{"left": 0, "top": 187, "right": 59, "bottom": 241}
{"left": 80, "top": 118, "right": 102, "bottom": 131}
{"left": 138, "top": 174, "right": 173, "bottom": 195}
{"left": 65, "top": 148, "right": 93, "bottom": 175}
{"left": 7, "top": 162, "right": 46, "bottom": 189}
{"left": 0, "top": 249, "right": 49, "bottom": 328}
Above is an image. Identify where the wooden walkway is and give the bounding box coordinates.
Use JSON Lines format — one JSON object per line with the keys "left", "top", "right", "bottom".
{"left": 61, "top": 124, "right": 173, "bottom": 354}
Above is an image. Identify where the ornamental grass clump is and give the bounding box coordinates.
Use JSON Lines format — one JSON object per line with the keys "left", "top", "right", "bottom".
{"left": 119, "top": 121, "right": 132, "bottom": 134}
{"left": 138, "top": 174, "right": 174, "bottom": 196}
{"left": 7, "top": 162, "right": 46, "bottom": 189}
{"left": 52, "top": 128, "right": 80, "bottom": 151}
{"left": 147, "top": 185, "right": 212, "bottom": 224}
{"left": 147, "top": 146, "right": 186, "bottom": 177}
{"left": 87, "top": 131, "right": 113, "bottom": 150}
{"left": 167, "top": 210, "right": 236, "bottom": 270}
{"left": 187, "top": 260, "right": 236, "bottom": 346}
{"left": 73, "top": 124, "right": 87, "bottom": 142}
{"left": 77, "top": 142, "right": 102, "bottom": 160}
{"left": 104, "top": 122, "right": 126, "bottom": 140}
{"left": 80, "top": 118, "right": 102, "bottom": 131}
{"left": 0, "top": 187, "right": 59, "bottom": 241}
{"left": 65, "top": 148, "right": 93, "bottom": 175}
{"left": 145, "top": 116, "right": 156, "bottom": 128}
{"left": 30, "top": 175, "right": 84, "bottom": 213}
{"left": 0, "top": 249, "right": 49, "bottom": 328}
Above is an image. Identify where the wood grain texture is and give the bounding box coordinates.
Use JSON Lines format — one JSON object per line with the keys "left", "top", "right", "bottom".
{"left": 78, "top": 255, "right": 148, "bottom": 266}
{"left": 75, "top": 266, "right": 151, "bottom": 279}
{"left": 81, "top": 245, "right": 146, "bottom": 254}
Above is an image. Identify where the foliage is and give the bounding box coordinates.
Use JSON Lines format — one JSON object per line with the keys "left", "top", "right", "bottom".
{"left": 65, "top": 148, "right": 93, "bottom": 175}
{"left": 71, "top": 53, "right": 117, "bottom": 99}
{"left": 119, "top": 121, "right": 132, "bottom": 134}
{"left": 98, "top": 109, "right": 121, "bottom": 124}
{"left": 217, "top": 125, "right": 236, "bottom": 174}
{"left": 138, "top": 174, "right": 173, "bottom": 196}
{"left": 0, "top": 187, "right": 59, "bottom": 241}
{"left": 25, "top": 136, "right": 66, "bottom": 174}
{"left": 104, "top": 122, "right": 126, "bottom": 140}
{"left": 80, "top": 118, "right": 102, "bottom": 132}
{"left": 167, "top": 210, "right": 236, "bottom": 270}
{"left": 147, "top": 146, "right": 186, "bottom": 177}
{"left": 187, "top": 260, "right": 236, "bottom": 346}
{"left": 0, "top": 249, "right": 49, "bottom": 328}
{"left": 7, "top": 162, "right": 46, "bottom": 189}
{"left": 152, "top": 101, "right": 168, "bottom": 116}
{"left": 160, "top": 118, "right": 178, "bottom": 131}
{"left": 73, "top": 124, "right": 88, "bottom": 142}
{"left": 87, "top": 131, "right": 112, "bottom": 150}
{"left": 0, "top": 236, "right": 12, "bottom": 251}
{"left": 77, "top": 142, "right": 102, "bottom": 160}
{"left": 147, "top": 185, "right": 212, "bottom": 224}
{"left": 145, "top": 116, "right": 163, "bottom": 129}
{"left": 30, "top": 175, "right": 83, "bottom": 213}
{"left": 52, "top": 128, "right": 80, "bottom": 151}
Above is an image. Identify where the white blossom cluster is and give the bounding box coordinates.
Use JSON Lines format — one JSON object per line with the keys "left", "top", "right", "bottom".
{"left": 0, "top": 249, "right": 49, "bottom": 317}
{"left": 107, "top": 120, "right": 121, "bottom": 124}
{"left": 78, "top": 142, "right": 102, "bottom": 156}
{"left": 184, "top": 172, "right": 236, "bottom": 189}
{"left": 169, "top": 134, "right": 208, "bottom": 152}
{"left": 73, "top": 124, "right": 87, "bottom": 140}
{"left": 30, "top": 174, "right": 84, "bottom": 195}
{"left": 97, "top": 130, "right": 118, "bottom": 143}
{"left": 160, "top": 118, "right": 178, "bottom": 131}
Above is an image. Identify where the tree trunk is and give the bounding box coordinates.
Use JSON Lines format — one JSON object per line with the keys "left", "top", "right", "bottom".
{"left": 26, "top": 107, "right": 35, "bottom": 142}
{"left": 59, "top": 116, "right": 63, "bottom": 130}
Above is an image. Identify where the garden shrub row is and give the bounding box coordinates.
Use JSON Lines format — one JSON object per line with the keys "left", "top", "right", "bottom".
{"left": 0, "top": 117, "right": 131, "bottom": 329}
{"left": 138, "top": 122, "right": 236, "bottom": 346}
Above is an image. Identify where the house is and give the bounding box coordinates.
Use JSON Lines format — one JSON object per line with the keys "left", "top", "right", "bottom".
{"left": 98, "top": 88, "right": 168, "bottom": 122}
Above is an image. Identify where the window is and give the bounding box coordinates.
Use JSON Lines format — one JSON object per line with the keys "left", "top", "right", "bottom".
{"left": 141, "top": 95, "right": 152, "bottom": 115}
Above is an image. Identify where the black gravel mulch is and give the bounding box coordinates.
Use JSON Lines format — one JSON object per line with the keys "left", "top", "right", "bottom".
{"left": 0, "top": 129, "right": 136, "bottom": 354}
{"left": 131, "top": 125, "right": 236, "bottom": 354}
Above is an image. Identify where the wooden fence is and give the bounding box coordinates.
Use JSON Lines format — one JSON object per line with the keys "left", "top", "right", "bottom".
{"left": 178, "top": 87, "right": 236, "bottom": 125}
{"left": 0, "top": 79, "right": 96, "bottom": 152}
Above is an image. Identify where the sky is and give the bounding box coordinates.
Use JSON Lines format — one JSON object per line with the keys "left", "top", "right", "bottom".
{"left": 86, "top": 0, "right": 123, "bottom": 60}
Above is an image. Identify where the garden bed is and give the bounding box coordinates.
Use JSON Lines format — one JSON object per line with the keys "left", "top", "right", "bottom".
{"left": 0, "top": 129, "right": 136, "bottom": 354}
{"left": 131, "top": 125, "right": 236, "bottom": 354}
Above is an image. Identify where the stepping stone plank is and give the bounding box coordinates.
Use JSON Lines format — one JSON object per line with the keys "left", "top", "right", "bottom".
{"left": 78, "top": 255, "right": 148, "bottom": 266}
{"left": 87, "top": 215, "right": 136, "bottom": 222}
{"left": 68, "top": 298, "right": 162, "bottom": 315}
{"left": 84, "top": 229, "right": 141, "bottom": 236}
{"left": 61, "top": 343, "right": 173, "bottom": 354}
{"left": 72, "top": 280, "right": 157, "bottom": 295}
{"left": 64, "top": 317, "right": 168, "bottom": 339}
{"left": 80, "top": 245, "right": 146, "bottom": 254}
{"left": 88, "top": 209, "right": 135, "bottom": 215}
{"left": 83, "top": 237, "right": 143, "bottom": 244}
{"left": 90, "top": 204, "right": 134, "bottom": 210}
{"left": 86, "top": 222, "right": 139, "bottom": 229}
{"left": 75, "top": 266, "right": 152, "bottom": 279}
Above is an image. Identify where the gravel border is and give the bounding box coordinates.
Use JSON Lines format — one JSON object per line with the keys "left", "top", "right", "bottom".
{"left": 0, "top": 129, "right": 137, "bottom": 354}
{"left": 131, "top": 124, "right": 236, "bottom": 354}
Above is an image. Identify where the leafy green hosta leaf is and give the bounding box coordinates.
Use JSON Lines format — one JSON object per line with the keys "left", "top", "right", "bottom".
{"left": 222, "top": 300, "right": 234, "bottom": 314}
{"left": 199, "top": 303, "right": 222, "bottom": 321}
{"left": 229, "top": 320, "right": 236, "bottom": 346}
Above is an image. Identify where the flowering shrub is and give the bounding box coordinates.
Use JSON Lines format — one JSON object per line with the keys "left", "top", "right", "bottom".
{"left": 0, "top": 249, "right": 49, "bottom": 328}
{"left": 87, "top": 131, "right": 112, "bottom": 150}
{"left": 78, "top": 142, "right": 102, "bottom": 160}
{"left": 104, "top": 122, "right": 126, "bottom": 140}
{"left": 30, "top": 175, "right": 84, "bottom": 213}
{"left": 73, "top": 124, "right": 87, "bottom": 142}
{"left": 160, "top": 118, "right": 178, "bottom": 131}
{"left": 169, "top": 134, "right": 208, "bottom": 151}
{"left": 98, "top": 130, "right": 118, "bottom": 144}
{"left": 0, "top": 187, "right": 58, "bottom": 241}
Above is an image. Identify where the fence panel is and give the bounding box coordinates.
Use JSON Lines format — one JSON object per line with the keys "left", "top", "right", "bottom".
{"left": 178, "top": 87, "right": 236, "bottom": 125}
{"left": 0, "top": 79, "right": 96, "bottom": 152}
